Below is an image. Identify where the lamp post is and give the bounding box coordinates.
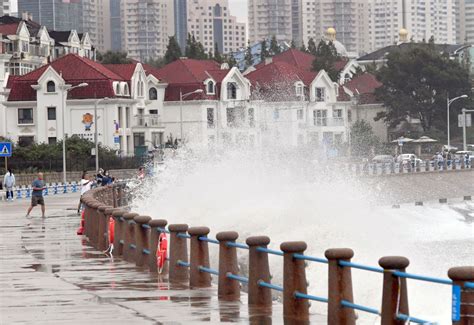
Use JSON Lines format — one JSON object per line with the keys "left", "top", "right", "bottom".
{"left": 447, "top": 94, "right": 468, "bottom": 148}
{"left": 94, "top": 97, "right": 109, "bottom": 173}
{"left": 179, "top": 89, "right": 203, "bottom": 141}
{"left": 60, "top": 82, "right": 88, "bottom": 184}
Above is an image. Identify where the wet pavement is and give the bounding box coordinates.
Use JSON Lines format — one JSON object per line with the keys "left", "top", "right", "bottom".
{"left": 0, "top": 194, "right": 325, "bottom": 324}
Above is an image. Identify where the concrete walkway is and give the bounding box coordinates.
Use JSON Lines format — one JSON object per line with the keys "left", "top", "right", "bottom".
{"left": 1, "top": 194, "right": 317, "bottom": 324}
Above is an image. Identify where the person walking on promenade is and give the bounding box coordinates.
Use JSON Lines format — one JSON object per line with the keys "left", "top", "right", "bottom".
{"left": 3, "top": 168, "right": 15, "bottom": 201}
{"left": 78, "top": 171, "right": 93, "bottom": 214}
{"left": 26, "top": 172, "right": 46, "bottom": 218}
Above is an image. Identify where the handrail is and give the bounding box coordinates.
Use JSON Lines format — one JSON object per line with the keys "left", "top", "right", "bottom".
{"left": 226, "top": 273, "right": 249, "bottom": 284}
{"left": 293, "top": 253, "right": 328, "bottom": 264}
{"left": 258, "top": 280, "right": 283, "bottom": 292}
{"left": 198, "top": 236, "right": 219, "bottom": 244}
{"left": 157, "top": 227, "right": 170, "bottom": 233}
{"left": 177, "top": 260, "right": 190, "bottom": 267}
{"left": 177, "top": 233, "right": 191, "bottom": 239}
{"left": 465, "top": 282, "right": 474, "bottom": 289}
{"left": 294, "top": 292, "right": 328, "bottom": 303}
{"left": 199, "top": 266, "right": 219, "bottom": 275}
{"left": 225, "top": 242, "right": 249, "bottom": 249}
{"left": 256, "top": 247, "right": 283, "bottom": 256}
{"left": 141, "top": 224, "right": 151, "bottom": 229}
{"left": 339, "top": 260, "right": 384, "bottom": 273}
{"left": 142, "top": 248, "right": 150, "bottom": 255}
{"left": 129, "top": 244, "right": 136, "bottom": 249}
{"left": 392, "top": 270, "right": 453, "bottom": 285}
{"left": 396, "top": 313, "right": 431, "bottom": 324}
{"left": 341, "top": 300, "right": 380, "bottom": 315}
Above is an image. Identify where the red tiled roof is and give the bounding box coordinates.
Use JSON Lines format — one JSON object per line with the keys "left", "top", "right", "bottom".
{"left": 8, "top": 54, "right": 125, "bottom": 101}
{"left": 343, "top": 73, "right": 382, "bottom": 104}
{"left": 0, "top": 23, "right": 19, "bottom": 35}
{"left": 246, "top": 61, "right": 316, "bottom": 87}
{"left": 103, "top": 63, "right": 137, "bottom": 80}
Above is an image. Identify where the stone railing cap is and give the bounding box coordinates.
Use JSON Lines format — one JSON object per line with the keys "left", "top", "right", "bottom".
{"left": 448, "top": 266, "right": 474, "bottom": 281}
{"left": 168, "top": 224, "right": 189, "bottom": 232}
{"left": 123, "top": 212, "right": 139, "bottom": 220}
{"left": 216, "top": 231, "right": 239, "bottom": 242}
{"left": 188, "top": 226, "right": 210, "bottom": 236}
{"left": 98, "top": 205, "right": 112, "bottom": 212}
{"left": 378, "top": 256, "right": 410, "bottom": 269}
{"left": 134, "top": 215, "right": 152, "bottom": 224}
{"left": 149, "top": 219, "right": 168, "bottom": 228}
{"left": 280, "top": 241, "right": 307, "bottom": 253}
{"left": 325, "top": 248, "right": 354, "bottom": 260}
{"left": 246, "top": 236, "right": 270, "bottom": 246}
{"left": 112, "top": 210, "right": 127, "bottom": 217}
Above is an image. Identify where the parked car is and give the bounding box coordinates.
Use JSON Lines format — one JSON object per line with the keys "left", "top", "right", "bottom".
{"left": 372, "top": 155, "right": 395, "bottom": 164}
{"left": 396, "top": 154, "right": 422, "bottom": 167}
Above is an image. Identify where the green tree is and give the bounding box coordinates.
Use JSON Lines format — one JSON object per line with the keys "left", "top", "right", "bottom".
{"left": 269, "top": 35, "right": 280, "bottom": 55}
{"left": 375, "top": 44, "right": 471, "bottom": 132}
{"left": 224, "top": 54, "right": 238, "bottom": 68}
{"left": 299, "top": 40, "right": 307, "bottom": 53}
{"left": 311, "top": 40, "right": 340, "bottom": 81}
{"left": 145, "top": 57, "right": 166, "bottom": 69}
{"left": 244, "top": 40, "right": 253, "bottom": 67}
{"left": 260, "top": 39, "right": 269, "bottom": 62}
{"left": 307, "top": 38, "right": 317, "bottom": 55}
{"left": 164, "top": 36, "right": 182, "bottom": 64}
{"left": 350, "top": 120, "right": 380, "bottom": 157}
{"left": 213, "top": 42, "right": 223, "bottom": 63}
{"left": 97, "top": 51, "right": 131, "bottom": 64}
{"left": 185, "top": 34, "right": 207, "bottom": 59}
{"left": 290, "top": 39, "right": 296, "bottom": 49}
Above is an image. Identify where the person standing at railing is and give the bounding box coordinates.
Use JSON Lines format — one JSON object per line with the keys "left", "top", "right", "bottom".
{"left": 3, "top": 168, "right": 15, "bottom": 202}
{"left": 78, "top": 171, "right": 93, "bottom": 214}
{"left": 26, "top": 172, "right": 46, "bottom": 218}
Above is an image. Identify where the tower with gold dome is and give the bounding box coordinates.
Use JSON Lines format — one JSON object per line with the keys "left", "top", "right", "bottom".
{"left": 323, "top": 27, "right": 351, "bottom": 58}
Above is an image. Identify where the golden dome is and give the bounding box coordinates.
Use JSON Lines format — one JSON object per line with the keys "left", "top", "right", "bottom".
{"left": 399, "top": 28, "right": 408, "bottom": 36}
{"left": 327, "top": 27, "right": 336, "bottom": 35}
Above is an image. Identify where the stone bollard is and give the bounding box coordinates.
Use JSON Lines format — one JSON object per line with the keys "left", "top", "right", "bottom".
{"left": 134, "top": 215, "right": 152, "bottom": 267}
{"left": 398, "top": 163, "right": 403, "bottom": 173}
{"left": 169, "top": 224, "right": 190, "bottom": 283}
{"left": 148, "top": 219, "right": 168, "bottom": 273}
{"left": 415, "top": 162, "right": 421, "bottom": 172}
{"left": 325, "top": 248, "right": 356, "bottom": 325}
{"left": 88, "top": 201, "right": 102, "bottom": 246}
{"left": 379, "top": 256, "right": 410, "bottom": 325}
{"left": 82, "top": 198, "right": 93, "bottom": 240}
{"left": 216, "top": 231, "right": 240, "bottom": 301}
{"left": 112, "top": 184, "right": 117, "bottom": 208}
{"left": 425, "top": 160, "right": 430, "bottom": 172}
{"left": 246, "top": 236, "right": 272, "bottom": 308}
{"left": 448, "top": 266, "right": 474, "bottom": 325}
{"left": 122, "top": 212, "right": 139, "bottom": 262}
{"left": 188, "top": 227, "right": 212, "bottom": 288}
{"left": 97, "top": 205, "right": 112, "bottom": 251}
{"left": 111, "top": 209, "right": 127, "bottom": 257}
{"left": 280, "top": 241, "right": 309, "bottom": 322}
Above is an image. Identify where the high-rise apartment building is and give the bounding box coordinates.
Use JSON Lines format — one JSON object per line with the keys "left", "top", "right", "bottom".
{"left": 83, "top": 0, "right": 111, "bottom": 52}
{"left": 368, "top": 0, "right": 457, "bottom": 52}
{"left": 110, "top": 0, "right": 122, "bottom": 51}
{"left": 120, "top": 0, "right": 173, "bottom": 61}
{"left": 248, "top": 0, "right": 293, "bottom": 43}
{"left": 1, "top": 0, "right": 10, "bottom": 16}
{"left": 18, "top": 0, "right": 84, "bottom": 32}
{"left": 187, "top": 0, "right": 246, "bottom": 54}
{"left": 174, "top": 0, "right": 187, "bottom": 52}
{"left": 457, "top": 0, "right": 474, "bottom": 44}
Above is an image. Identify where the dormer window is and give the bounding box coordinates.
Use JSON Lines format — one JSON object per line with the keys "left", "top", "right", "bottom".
{"left": 149, "top": 87, "right": 158, "bottom": 100}
{"left": 227, "top": 82, "right": 237, "bottom": 99}
{"left": 47, "top": 81, "right": 56, "bottom": 93}
{"left": 123, "top": 83, "right": 130, "bottom": 96}
{"left": 207, "top": 81, "right": 215, "bottom": 94}
{"left": 295, "top": 83, "right": 303, "bottom": 97}
{"left": 315, "top": 87, "right": 325, "bottom": 102}
{"left": 344, "top": 73, "right": 350, "bottom": 83}
{"left": 115, "top": 83, "right": 120, "bottom": 95}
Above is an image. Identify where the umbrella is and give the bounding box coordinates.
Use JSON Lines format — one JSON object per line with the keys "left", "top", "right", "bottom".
{"left": 391, "top": 136, "right": 414, "bottom": 143}
{"left": 412, "top": 136, "right": 438, "bottom": 143}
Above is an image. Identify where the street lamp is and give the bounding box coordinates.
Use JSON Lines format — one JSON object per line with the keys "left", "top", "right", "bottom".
{"left": 60, "top": 82, "right": 89, "bottom": 184}
{"left": 179, "top": 88, "right": 203, "bottom": 141}
{"left": 447, "top": 94, "right": 468, "bottom": 148}
{"left": 94, "top": 97, "right": 109, "bottom": 173}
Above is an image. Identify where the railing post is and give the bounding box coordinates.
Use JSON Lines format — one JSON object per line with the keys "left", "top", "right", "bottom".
{"left": 448, "top": 267, "right": 474, "bottom": 325}
{"left": 379, "top": 256, "right": 410, "bottom": 325}
{"left": 122, "top": 212, "right": 139, "bottom": 262}
{"left": 111, "top": 209, "right": 127, "bottom": 256}
{"left": 104, "top": 207, "right": 118, "bottom": 249}
{"left": 280, "top": 241, "right": 309, "bottom": 322}
{"left": 398, "top": 162, "right": 403, "bottom": 173}
{"left": 188, "top": 227, "right": 212, "bottom": 288}
{"left": 148, "top": 219, "right": 168, "bottom": 273}
{"left": 325, "top": 248, "right": 356, "bottom": 325}
{"left": 425, "top": 160, "right": 430, "bottom": 172}
{"left": 216, "top": 231, "right": 240, "bottom": 301}
{"left": 97, "top": 205, "right": 112, "bottom": 251}
{"left": 169, "top": 224, "right": 189, "bottom": 283}
{"left": 134, "top": 215, "right": 152, "bottom": 267}
{"left": 82, "top": 198, "right": 93, "bottom": 240}
{"left": 246, "top": 236, "right": 272, "bottom": 308}
{"left": 112, "top": 184, "right": 117, "bottom": 208}
{"left": 87, "top": 202, "right": 101, "bottom": 246}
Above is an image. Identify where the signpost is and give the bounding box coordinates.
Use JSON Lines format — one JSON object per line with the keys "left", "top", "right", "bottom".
{"left": 459, "top": 109, "right": 474, "bottom": 151}
{"left": 452, "top": 285, "right": 461, "bottom": 322}
{"left": 0, "top": 142, "right": 13, "bottom": 171}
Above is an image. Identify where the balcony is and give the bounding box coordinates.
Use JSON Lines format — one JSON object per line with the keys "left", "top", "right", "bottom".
{"left": 133, "top": 115, "right": 163, "bottom": 128}
{"left": 312, "top": 117, "right": 345, "bottom": 127}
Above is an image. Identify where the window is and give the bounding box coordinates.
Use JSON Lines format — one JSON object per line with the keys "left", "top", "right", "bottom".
{"left": 133, "top": 132, "right": 145, "bottom": 146}
{"left": 47, "top": 107, "right": 56, "bottom": 120}
{"left": 297, "top": 109, "right": 304, "bottom": 120}
{"left": 149, "top": 109, "right": 158, "bottom": 115}
{"left": 207, "top": 81, "right": 215, "bottom": 94}
{"left": 296, "top": 84, "right": 303, "bottom": 97}
{"left": 347, "top": 110, "right": 352, "bottom": 122}
{"left": 248, "top": 108, "right": 255, "bottom": 127}
{"left": 314, "top": 109, "right": 327, "bottom": 126}
{"left": 124, "top": 83, "right": 130, "bottom": 96}
{"left": 116, "top": 83, "right": 120, "bottom": 95}
{"left": 344, "top": 73, "right": 351, "bottom": 83}
{"left": 315, "top": 87, "right": 325, "bottom": 102}
{"left": 18, "top": 108, "right": 33, "bottom": 124}
{"left": 18, "top": 136, "right": 34, "bottom": 147}
{"left": 207, "top": 108, "right": 214, "bottom": 128}
{"left": 149, "top": 87, "right": 158, "bottom": 100}
{"left": 48, "top": 137, "right": 57, "bottom": 144}
{"left": 125, "top": 107, "right": 130, "bottom": 128}
{"left": 47, "top": 81, "right": 56, "bottom": 93}
{"left": 227, "top": 82, "right": 237, "bottom": 99}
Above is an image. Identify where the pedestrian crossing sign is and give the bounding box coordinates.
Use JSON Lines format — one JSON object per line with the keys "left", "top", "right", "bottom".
{"left": 0, "top": 142, "right": 12, "bottom": 157}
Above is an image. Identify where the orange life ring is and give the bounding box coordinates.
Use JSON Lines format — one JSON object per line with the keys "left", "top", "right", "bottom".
{"left": 156, "top": 232, "right": 168, "bottom": 273}
{"left": 108, "top": 217, "right": 115, "bottom": 245}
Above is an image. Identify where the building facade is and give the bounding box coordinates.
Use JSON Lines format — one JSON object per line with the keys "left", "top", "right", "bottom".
{"left": 248, "top": 0, "right": 293, "bottom": 44}
{"left": 187, "top": 0, "right": 246, "bottom": 55}
{"left": 457, "top": 0, "right": 474, "bottom": 44}
{"left": 120, "top": 0, "right": 173, "bottom": 62}
{"left": 82, "top": 0, "right": 111, "bottom": 52}
{"left": 174, "top": 0, "right": 187, "bottom": 52}
{"left": 1, "top": 0, "right": 10, "bottom": 17}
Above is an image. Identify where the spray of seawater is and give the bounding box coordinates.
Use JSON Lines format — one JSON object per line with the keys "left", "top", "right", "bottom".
{"left": 130, "top": 145, "right": 473, "bottom": 324}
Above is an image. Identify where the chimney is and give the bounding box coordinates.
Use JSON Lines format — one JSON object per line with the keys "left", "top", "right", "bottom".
{"left": 21, "top": 12, "right": 28, "bottom": 20}
{"left": 28, "top": 13, "right": 33, "bottom": 21}
{"left": 264, "top": 57, "right": 273, "bottom": 65}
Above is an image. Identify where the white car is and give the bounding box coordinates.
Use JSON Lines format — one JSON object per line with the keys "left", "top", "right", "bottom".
{"left": 396, "top": 154, "right": 422, "bottom": 166}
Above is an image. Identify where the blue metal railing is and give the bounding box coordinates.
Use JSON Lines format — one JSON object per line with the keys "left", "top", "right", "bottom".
{"left": 177, "top": 260, "right": 190, "bottom": 267}
{"left": 258, "top": 280, "right": 283, "bottom": 292}
{"left": 199, "top": 266, "right": 219, "bottom": 276}
{"left": 119, "top": 239, "right": 124, "bottom": 244}
{"left": 293, "top": 253, "right": 328, "bottom": 264}
{"left": 129, "top": 244, "right": 136, "bottom": 249}
{"left": 465, "top": 282, "right": 474, "bottom": 289}
{"left": 396, "top": 313, "right": 431, "bottom": 324}
{"left": 142, "top": 248, "right": 150, "bottom": 255}
{"left": 128, "top": 220, "right": 136, "bottom": 225}
{"left": 157, "top": 227, "right": 170, "bottom": 233}
{"left": 294, "top": 292, "right": 328, "bottom": 303}
{"left": 393, "top": 271, "right": 453, "bottom": 285}
{"left": 339, "top": 260, "right": 384, "bottom": 273}
{"left": 177, "top": 233, "right": 191, "bottom": 239}
{"left": 226, "top": 273, "right": 249, "bottom": 284}
{"left": 256, "top": 247, "right": 284, "bottom": 256}
{"left": 198, "top": 236, "right": 219, "bottom": 244}
{"left": 225, "top": 242, "right": 249, "bottom": 249}
{"left": 341, "top": 300, "right": 380, "bottom": 315}
{"left": 141, "top": 224, "right": 151, "bottom": 229}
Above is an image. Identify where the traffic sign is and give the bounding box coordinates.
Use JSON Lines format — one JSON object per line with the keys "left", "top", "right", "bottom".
{"left": 458, "top": 113, "right": 472, "bottom": 127}
{"left": 0, "top": 142, "right": 12, "bottom": 157}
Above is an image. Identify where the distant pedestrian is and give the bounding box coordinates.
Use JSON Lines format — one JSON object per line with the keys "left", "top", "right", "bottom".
{"left": 78, "top": 171, "right": 93, "bottom": 214}
{"left": 3, "top": 168, "right": 15, "bottom": 202}
{"left": 96, "top": 168, "right": 104, "bottom": 186}
{"left": 437, "top": 152, "right": 444, "bottom": 168}
{"left": 26, "top": 172, "right": 46, "bottom": 218}
{"left": 101, "top": 170, "right": 112, "bottom": 186}
{"left": 466, "top": 152, "right": 471, "bottom": 166}
{"left": 138, "top": 167, "right": 145, "bottom": 180}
